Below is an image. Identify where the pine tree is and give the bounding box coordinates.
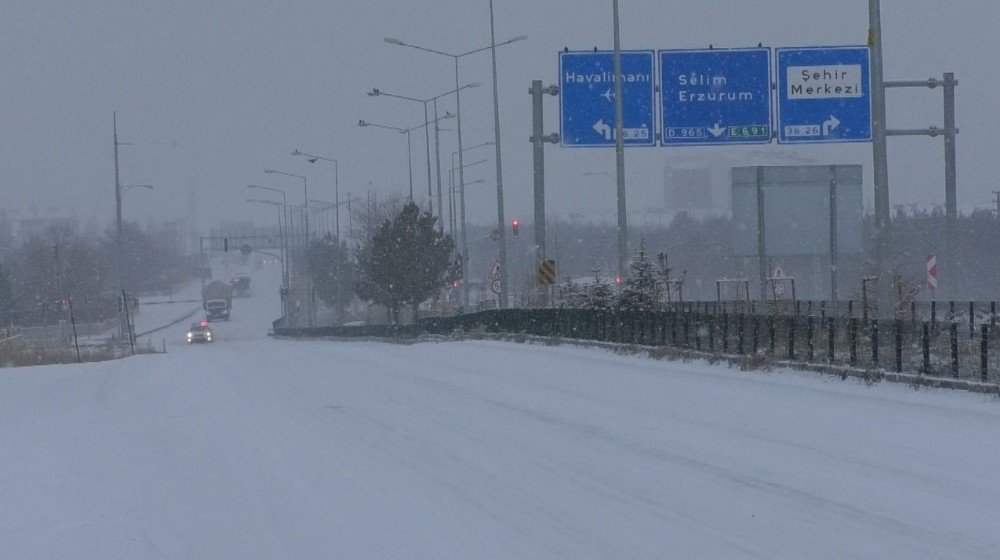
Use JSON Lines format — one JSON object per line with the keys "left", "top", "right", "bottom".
{"left": 616, "top": 238, "right": 658, "bottom": 312}
{"left": 585, "top": 271, "right": 615, "bottom": 311}
{"left": 355, "top": 203, "right": 460, "bottom": 323}
{"left": 307, "top": 234, "right": 355, "bottom": 324}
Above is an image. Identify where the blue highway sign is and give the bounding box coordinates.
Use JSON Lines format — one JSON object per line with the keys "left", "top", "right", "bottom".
{"left": 559, "top": 50, "right": 655, "bottom": 147}
{"left": 659, "top": 48, "right": 772, "bottom": 145}
{"left": 776, "top": 46, "right": 872, "bottom": 144}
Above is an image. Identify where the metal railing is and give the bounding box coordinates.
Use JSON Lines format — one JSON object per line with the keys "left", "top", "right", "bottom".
{"left": 274, "top": 307, "right": 1000, "bottom": 384}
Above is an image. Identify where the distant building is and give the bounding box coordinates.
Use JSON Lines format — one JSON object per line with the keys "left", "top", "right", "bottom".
{"left": 662, "top": 150, "right": 821, "bottom": 219}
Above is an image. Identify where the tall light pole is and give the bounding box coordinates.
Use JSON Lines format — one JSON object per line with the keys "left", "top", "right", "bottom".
{"left": 112, "top": 114, "right": 168, "bottom": 340}
{"left": 292, "top": 150, "right": 340, "bottom": 239}
{"left": 358, "top": 113, "right": 454, "bottom": 203}
{"left": 264, "top": 169, "right": 308, "bottom": 244}
{"left": 112, "top": 113, "right": 125, "bottom": 338}
{"left": 450, "top": 141, "right": 493, "bottom": 240}
{"left": 247, "top": 184, "right": 289, "bottom": 287}
{"left": 449, "top": 155, "right": 489, "bottom": 239}
{"left": 384, "top": 33, "right": 526, "bottom": 310}
{"left": 367, "top": 83, "right": 480, "bottom": 226}
{"left": 246, "top": 197, "right": 288, "bottom": 317}
{"left": 488, "top": 0, "right": 511, "bottom": 309}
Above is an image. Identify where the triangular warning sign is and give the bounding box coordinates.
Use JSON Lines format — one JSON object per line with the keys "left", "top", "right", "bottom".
{"left": 487, "top": 260, "right": 502, "bottom": 281}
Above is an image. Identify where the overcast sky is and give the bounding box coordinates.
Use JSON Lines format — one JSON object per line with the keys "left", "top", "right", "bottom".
{"left": 2, "top": 0, "right": 998, "bottom": 234}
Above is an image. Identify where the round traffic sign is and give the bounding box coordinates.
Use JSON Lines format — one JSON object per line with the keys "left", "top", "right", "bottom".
{"left": 490, "top": 279, "right": 501, "bottom": 295}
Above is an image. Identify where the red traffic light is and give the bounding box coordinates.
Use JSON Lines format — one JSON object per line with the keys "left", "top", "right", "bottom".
{"left": 511, "top": 218, "right": 520, "bottom": 237}
{"left": 615, "top": 275, "right": 622, "bottom": 285}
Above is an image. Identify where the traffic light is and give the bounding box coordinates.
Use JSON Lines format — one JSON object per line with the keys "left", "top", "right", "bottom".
{"left": 511, "top": 218, "right": 520, "bottom": 237}
{"left": 224, "top": 238, "right": 229, "bottom": 252}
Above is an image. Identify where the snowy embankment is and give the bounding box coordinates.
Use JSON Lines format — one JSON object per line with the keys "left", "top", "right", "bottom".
{"left": 1, "top": 261, "right": 999, "bottom": 558}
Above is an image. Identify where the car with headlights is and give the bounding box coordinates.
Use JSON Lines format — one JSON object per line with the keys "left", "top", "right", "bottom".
{"left": 186, "top": 321, "right": 214, "bottom": 344}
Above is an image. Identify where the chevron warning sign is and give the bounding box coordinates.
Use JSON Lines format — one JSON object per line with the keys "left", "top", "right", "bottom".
{"left": 926, "top": 253, "right": 937, "bottom": 292}
{"left": 538, "top": 259, "right": 556, "bottom": 285}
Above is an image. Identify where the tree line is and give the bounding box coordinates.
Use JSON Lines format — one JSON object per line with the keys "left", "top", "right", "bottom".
{"left": 0, "top": 221, "right": 193, "bottom": 327}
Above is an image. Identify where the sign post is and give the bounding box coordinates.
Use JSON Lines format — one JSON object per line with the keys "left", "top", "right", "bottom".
{"left": 926, "top": 254, "right": 938, "bottom": 292}
{"left": 559, "top": 50, "right": 655, "bottom": 147}
{"left": 488, "top": 260, "right": 502, "bottom": 297}
{"left": 776, "top": 46, "right": 872, "bottom": 144}
{"left": 659, "top": 48, "right": 771, "bottom": 145}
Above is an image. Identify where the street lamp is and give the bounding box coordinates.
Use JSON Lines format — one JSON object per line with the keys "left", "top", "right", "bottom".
{"left": 384, "top": 33, "right": 526, "bottom": 309}
{"left": 112, "top": 112, "right": 177, "bottom": 341}
{"left": 449, "top": 178, "right": 485, "bottom": 194}
{"left": 247, "top": 185, "right": 289, "bottom": 286}
{"left": 367, "top": 83, "right": 479, "bottom": 227}
{"left": 358, "top": 112, "right": 454, "bottom": 203}
{"left": 448, "top": 158, "right": 487, "bottom": 237}
{"left": 449, "top": 141, "right": 493, "bottom": 249}
{"left": 292, "top": 150, "right": 340, "bottom": 239}
{"left": 246, "top": 197, "right": 289, "bottom": 317}
{"left": 264, "top": 169, "right": 308, "bottom": 244}
{"left": 309, "top": 199, "right": 334, "bottom": 237}
{"left": 121, "top": 184, "right": 154, "bottom": 199}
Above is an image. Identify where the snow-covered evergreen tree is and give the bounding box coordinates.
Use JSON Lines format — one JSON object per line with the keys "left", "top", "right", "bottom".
{"left": 615, "top": 238, "right": 658, "bottom": 312}
{"left": 582, "top": 268, "right": 615, "bottom": 311}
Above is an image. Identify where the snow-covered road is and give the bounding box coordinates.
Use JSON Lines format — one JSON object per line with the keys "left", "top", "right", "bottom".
{"left": 2, "top": 262, "right": 999, "bottom": 558}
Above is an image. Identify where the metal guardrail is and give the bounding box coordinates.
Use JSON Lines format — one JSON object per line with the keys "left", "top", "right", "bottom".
{"left": 274, "top": 308, "right": 1000, "bottom": 385}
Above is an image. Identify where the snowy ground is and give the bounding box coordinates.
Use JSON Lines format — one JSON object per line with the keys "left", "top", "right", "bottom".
{"left": 2, "top": 261, "right": 999, "bottom": 558}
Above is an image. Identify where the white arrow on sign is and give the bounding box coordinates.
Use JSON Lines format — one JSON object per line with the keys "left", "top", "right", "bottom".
{"left": 822, "top": 115, "right": 841, "bottom": 136}
{"left": 707, "top": 123, "right": 725, "bottom": 137}
{"left": 592, "top": 119, "right": 613, "bottom": 140}
{"left": 601, "top": 88, "right": 614, "bottom": 103}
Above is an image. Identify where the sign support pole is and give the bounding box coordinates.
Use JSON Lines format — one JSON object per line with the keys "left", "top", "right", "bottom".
{"left": 531, "top": 80, "right": 547, "bottom": 283}
{"left": 943, "top": 72, "right": 957, "bottom": 300}
{"left": 884, "top": 73, "right": 959, "bottom": 299}
{"left": 869, "top": 0, "right": 894, "bottom": 319}
{"left": 529, "top": 80, "right": 560, "bottom": 303}
{"left": 756, "top": 166, "right": 767, "bottom": 302}
{"left": 612, "top": 0, "right": 629, "bottom": 280}
{"left": 829, "top": 165, "right": 839, "bottom": 303}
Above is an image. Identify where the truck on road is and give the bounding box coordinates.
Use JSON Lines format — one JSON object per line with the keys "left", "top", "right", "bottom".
{"left": 203, "top": 280, "right": 233, "bottom": 321}
{"left": 231, "top": 274, "right": 251, "bottom": 297}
